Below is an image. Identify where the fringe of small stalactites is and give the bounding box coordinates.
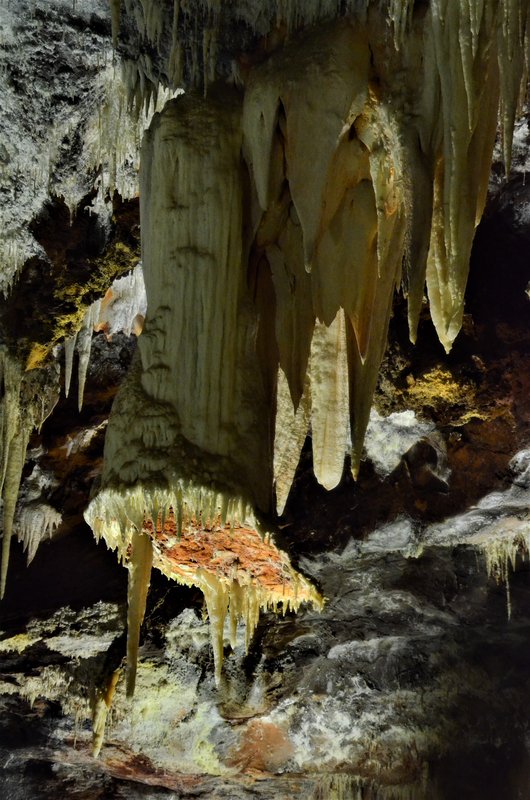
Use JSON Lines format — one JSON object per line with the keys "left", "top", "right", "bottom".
{"left": 85, "top": 482, "right": 323, "bottom": 689}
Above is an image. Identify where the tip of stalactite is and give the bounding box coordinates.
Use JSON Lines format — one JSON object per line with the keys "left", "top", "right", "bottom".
{"left": 441, "top": 336, "right": 454, "bottom": 356}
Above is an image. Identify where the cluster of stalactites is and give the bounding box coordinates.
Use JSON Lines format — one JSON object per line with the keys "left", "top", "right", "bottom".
{"left": 0, "top": 55, "right": 170, "bottom": 293}
{"left": 244, "top": 21, "right": 409, "bottom": 502}
{"left": 0, "top": 350, "right": 59, "bottom": 598}
{"left": 480, "top": 524, "right": 530, "bottom": 620}
{"left": 111, "top": 2, "right": 529, "bottom": 509}
{"left": 15, "top": 503, "right": 62, "bottom": 566}
{"left": 87, "top": 484, "right": 257, "bottom": 557}
{"left": 244, "top": 3, "right": 529, "bottom": 506}
{"left": 111, "top": 0, "right": 417, "bottom": 111}
{"left": 0, "top": 264, "right": 145, "bottom": 597}
{"left": 85, "top": 483, "right": 322, "bottom": 690}
{"left": 63, "top": 265, "right": 147, "bottom": 412}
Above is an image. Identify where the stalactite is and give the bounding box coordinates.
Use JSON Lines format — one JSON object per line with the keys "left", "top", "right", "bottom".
{"left": 497, "top": 0, "right": 530, "bottom": 175}
{"left": 109, "top": 0, "right": 121, "bottom": 48}
{"left": 85, "top": 483, "right": 322, "bottom": 685}
{"left": 63, "top": 335, "right": 77, "bottom": 399}
{"left": 0, "top": 350, "right": 59, "bottom": 597}
{"left": 117, "top": 0, "right": 423, "bottom": 103}
{"left": 273, "top": 368, "right": 310, "bottom": 514}
{"left": 315, "top": 773, "right": 364, "bottom": 800}
{"left": 310, "top": 312, "right": 350, "bottom": 490}
{"left": 63, "top": 267, "right": 146, "bottom": 404}
{"left": 423, "top": 0, "right": 501, "bottom": 352}
{"left": 1, "top": 427, "right": 30, "bottom": 599}
{"left": 200, "top": 571, "right": 230, "bottom": 686}
{"left": 0, "top": 352, "right": 25, "bottom": 599}
{"left": 126, "top": 529, "right": 153, "bottom": 697}
{"left": 481, "top": 528, "right": 530, "bottom": 621}
{"left": 75, "top": 301, "right": 101, "bottom": 412}
{"left": 16, "top": 503, "right": 62, "bottom": 565}
{"left": 388, "top": 0, "right": 415, "bottom": 50}
{"left": 92, "top": 668, "right": 121, "bottom": 758}
{"left": 244, "top": 19, "right": 408, "bottom": 481}
{"left": 0, "top": 352, "right": 22, "bottom": 493}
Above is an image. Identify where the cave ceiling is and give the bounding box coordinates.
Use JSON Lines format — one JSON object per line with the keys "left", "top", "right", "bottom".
{"left": 1, "top": 1, "right": 530, "bottom": 798}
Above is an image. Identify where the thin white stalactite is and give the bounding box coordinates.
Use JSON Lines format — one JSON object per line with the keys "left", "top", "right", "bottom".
{"left": 126, "top": 529, "right": 153, "bottom": 698}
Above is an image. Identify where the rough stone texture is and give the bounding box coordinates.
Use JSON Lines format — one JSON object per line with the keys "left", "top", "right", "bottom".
{"left": 1, "top": 2, "right": 530, "bottom": 799}
{"left": 0, "top": 0, "right": 113, "bottom": 290}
